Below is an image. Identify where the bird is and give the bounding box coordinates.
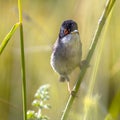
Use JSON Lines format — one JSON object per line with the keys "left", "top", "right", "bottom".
{"left": 50, "top": 20, "right": 82, "bottom": 94}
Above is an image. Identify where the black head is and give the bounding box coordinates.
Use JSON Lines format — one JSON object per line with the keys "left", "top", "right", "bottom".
{"left": 59, "top": 20, "right": 78, "bottom": 39}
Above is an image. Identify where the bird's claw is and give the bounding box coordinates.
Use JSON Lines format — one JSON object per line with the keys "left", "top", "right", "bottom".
{"left": 80, "top": 59, "right": 89, "bottom": 69}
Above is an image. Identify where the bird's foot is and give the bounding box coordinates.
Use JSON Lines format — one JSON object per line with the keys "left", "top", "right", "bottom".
{"left": 67, "top": 81, "right": 77, "bottom": 97}
{"left": 80, "top": 59, "right": 89, "bottom": 69}
{"left": 70, "top": 90, "right": 76, "bottom": 97}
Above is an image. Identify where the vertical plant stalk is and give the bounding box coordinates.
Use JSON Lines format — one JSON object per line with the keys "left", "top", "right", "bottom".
{"left": 18, "top": 0, "right": 27, "bottom": 120}
{"left": 20, "top": 23, "right": 27, "bottom": 120}
{"left": 60, "top": 0, "right": 116, "bottom": 120}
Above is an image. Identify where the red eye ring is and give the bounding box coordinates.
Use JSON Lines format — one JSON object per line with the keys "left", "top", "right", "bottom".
{"left": 64, "top": 29, "right": 69, "bottom": 35}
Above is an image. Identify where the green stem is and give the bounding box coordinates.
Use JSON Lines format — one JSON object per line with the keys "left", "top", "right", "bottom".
{"left": 0, "top": 23, "right": 20, "bottom": 55}
{"left": 18, "top": 0, "right": 22, "bottom": 22}
{"left": 18, "top": 0, "right": 27, "bottom": 120}
{"left": 60, "top": 0, "right": 116, "bottom": 120}
{"left": 20, "top": 23, "right": 27, "bottom": 120}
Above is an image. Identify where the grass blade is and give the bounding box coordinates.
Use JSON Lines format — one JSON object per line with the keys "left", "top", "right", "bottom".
{"left": 0, "top": 22, "right": 20, "bottom": 55}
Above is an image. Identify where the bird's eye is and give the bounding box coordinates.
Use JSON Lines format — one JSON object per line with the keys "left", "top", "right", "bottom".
{"left": 64, "top": 29, "right": 69, "bottom": 35}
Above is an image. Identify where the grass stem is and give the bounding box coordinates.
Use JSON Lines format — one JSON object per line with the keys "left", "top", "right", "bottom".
{"left": 18, "top": 0, "right": 27, "bottom": 120}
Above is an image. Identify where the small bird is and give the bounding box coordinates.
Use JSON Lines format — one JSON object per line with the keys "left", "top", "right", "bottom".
{"left": 50, "top": 20, "right": 82, "bottom": 94}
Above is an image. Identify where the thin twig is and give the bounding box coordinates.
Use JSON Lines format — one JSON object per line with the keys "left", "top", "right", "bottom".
{"left": 60, "top": 0, "right": 116, "bottom": 119}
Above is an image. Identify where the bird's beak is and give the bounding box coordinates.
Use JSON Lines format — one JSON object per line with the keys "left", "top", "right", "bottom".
{"left": 71, "top": 30, "right": 79, "bottom": 34}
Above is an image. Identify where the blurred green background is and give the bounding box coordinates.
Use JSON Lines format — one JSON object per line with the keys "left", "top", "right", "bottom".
{"left": 0, "top": 0, "right": 120, "bottom": 120}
